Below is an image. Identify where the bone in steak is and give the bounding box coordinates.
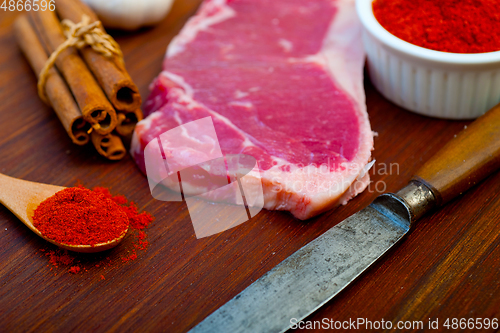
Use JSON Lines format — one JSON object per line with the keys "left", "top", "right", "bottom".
{"left": 131, "top": 0, "right": 374, "bottom": 220}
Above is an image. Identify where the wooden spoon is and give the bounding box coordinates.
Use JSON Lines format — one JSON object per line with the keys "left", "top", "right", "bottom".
{"left": 0, "top": 173, "right": 127, "bottom": 253}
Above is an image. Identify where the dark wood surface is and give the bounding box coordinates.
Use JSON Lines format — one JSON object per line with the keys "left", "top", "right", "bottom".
{"left": 1, "top": 1, "right": 499, "bottom": 332}
{"left": 415, "top": 101, "right": 500, "bottom": 206}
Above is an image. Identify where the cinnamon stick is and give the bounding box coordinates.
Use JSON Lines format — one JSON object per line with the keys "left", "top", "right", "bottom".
{"left": 28, "top": 10, "right": 117, "bottom": 135}
{"left": 91, "top": 132, "right": 126, "bottom": 160}
{"left": 14, "top": 15, "right": 90, "bottom": 146}
{"left": 116, "top": 109, "right": 144, "bottom": 137}
{"left": 55, "top": 0, "right": 142, "bottom": 112}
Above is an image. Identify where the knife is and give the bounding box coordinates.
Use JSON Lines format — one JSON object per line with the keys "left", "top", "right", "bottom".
{"left": 189, "top": 103, "right": 500, "bottom": 333}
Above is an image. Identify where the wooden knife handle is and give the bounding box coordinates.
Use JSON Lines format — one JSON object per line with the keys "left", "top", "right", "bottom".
{"left": 414, "top": 103, "right": 500, "bottom": 206}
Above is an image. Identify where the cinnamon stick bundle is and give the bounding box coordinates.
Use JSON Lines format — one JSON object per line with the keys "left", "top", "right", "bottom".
{"left": 14, "top": 15, "right": 90, "bottom": 146}
{"left": 55, "top": 0, "right": 142, "bottom": 113}
{"left": 15, "top": 0, "right": 142, "bottom": 160}
{"left": 28, "top": 10, "right": 117, "bottom": 135}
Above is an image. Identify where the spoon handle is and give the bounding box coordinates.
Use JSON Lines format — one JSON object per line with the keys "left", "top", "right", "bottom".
{"left": 0, "top": 173, "right": 65, "bottom": 234}
{"left": 0, "top": 174, "right": 126, "bottom": 253}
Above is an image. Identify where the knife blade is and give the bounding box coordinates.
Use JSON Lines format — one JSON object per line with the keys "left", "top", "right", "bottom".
{"left": 189, "top": 102, "right": 500, "bottom": 333}
{"left": 189, "top": 186, "right": 424, "bottom": 333}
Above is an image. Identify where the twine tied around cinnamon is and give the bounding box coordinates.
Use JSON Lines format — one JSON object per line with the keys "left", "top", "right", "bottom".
{"left": 37, "top": 15, "right": 124, "bottom": 105}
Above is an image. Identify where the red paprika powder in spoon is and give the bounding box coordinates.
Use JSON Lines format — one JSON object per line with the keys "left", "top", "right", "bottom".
{"left": 33, "top": 187, "right": 129, "bottom": 246}
{"left": 37, "top": 186, "right": 154, "bottom": 275}
{"left": 373, "top": 0, "right": 500, "bottom": 54}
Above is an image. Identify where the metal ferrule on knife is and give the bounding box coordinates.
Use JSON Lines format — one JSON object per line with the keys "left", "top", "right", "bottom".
{"left": 380, "top": 180, "right": 437, "bottom": 226}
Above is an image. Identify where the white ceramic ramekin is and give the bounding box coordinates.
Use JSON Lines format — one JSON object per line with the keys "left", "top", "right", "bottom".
{"left": 356, "top": 0, "right": 500, "bottom": 119}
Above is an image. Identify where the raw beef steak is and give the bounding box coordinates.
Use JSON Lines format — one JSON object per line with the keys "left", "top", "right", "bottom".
{"left": 132, "top": 0, "right": 374, "bottom": 220}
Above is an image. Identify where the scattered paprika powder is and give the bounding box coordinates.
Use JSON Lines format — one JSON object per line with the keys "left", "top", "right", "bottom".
{"left": 372, "top": 0, "right": 500, "bottom": 54}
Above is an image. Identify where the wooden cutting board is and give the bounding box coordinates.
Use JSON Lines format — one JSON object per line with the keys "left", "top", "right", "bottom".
{"left": 1, "top": 1, "right": 499, "bottom": 331}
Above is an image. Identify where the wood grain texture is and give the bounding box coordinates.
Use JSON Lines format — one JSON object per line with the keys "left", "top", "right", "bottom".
{"left": 415, "top": 102, "right": 500, "bottom": 206}
{"left": 0, "top": 2, "right": 499, "bottom": 332}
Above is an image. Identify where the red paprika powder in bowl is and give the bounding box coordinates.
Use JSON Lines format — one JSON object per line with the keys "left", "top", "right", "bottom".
{"left": 356, "top": 0, "right": 500, "bottom": 119}
{"left": 372, "top": 0, "right": 500, "bottom": 54}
